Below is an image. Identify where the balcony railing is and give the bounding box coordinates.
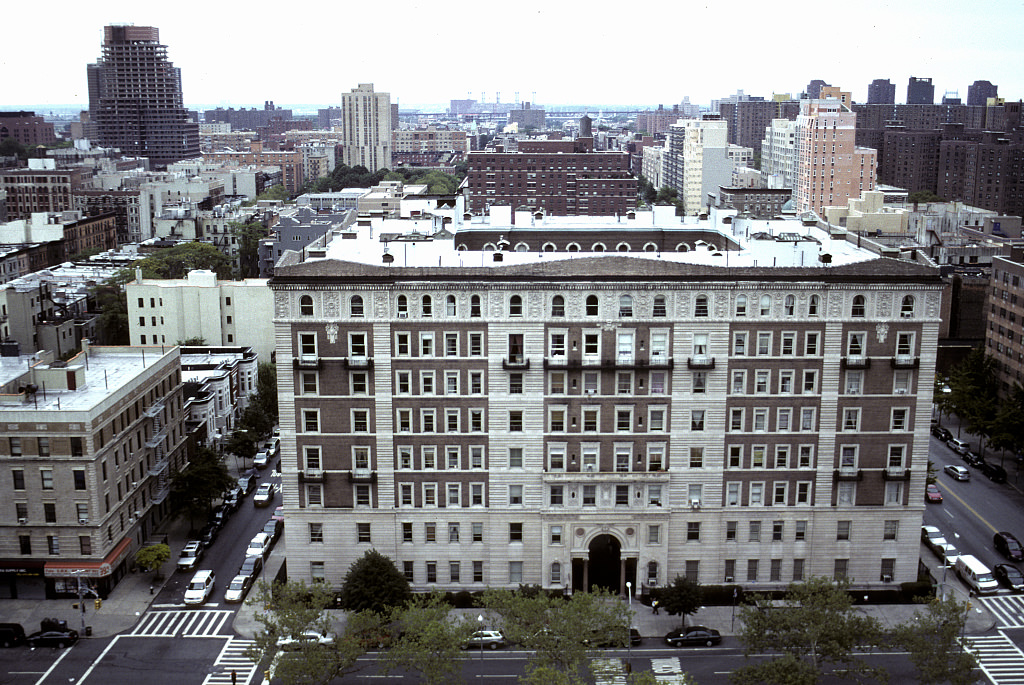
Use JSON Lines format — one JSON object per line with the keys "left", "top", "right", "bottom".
{"left": 841, "top": 355, "right": 871, "bottom": 370}
{"left": 294, "top": 355, "right": 321, "bottom": 370}
{"left": 834, "top": 467, "right": 863, "bottom": 481}
{"left": 348, "top": 468, "right": 377, "bottom": 483}
{"left": 502, "top": 356, "right": 530, "bottom": 370}
{"left": 687, "top": 356, "right": 716, "bottom": 370}
{"left": 543, "top": 356, "right": 674, "bottom": 370}
{"left": 891, "top": 355, "right": 919, "bottom": 369}
{"left": 883, "top": 467, "right": 911, "bottom": 481}
{"left": 344, "top": 356, "right": 374, "bottom": 370}
{"left": 301, "top": 468, "right": 324, "bottom": 481}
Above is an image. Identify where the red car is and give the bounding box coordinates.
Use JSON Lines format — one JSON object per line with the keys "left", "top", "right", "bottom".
{"left": 925, "top": 484, "right": 943, "bottom": 503}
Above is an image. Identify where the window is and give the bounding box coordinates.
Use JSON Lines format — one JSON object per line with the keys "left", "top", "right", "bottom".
{"left": 301, "top": 371, "right": 319, "bottom": 395}
{"left": 885, "top": 481, "right": 903, "bottom": 505}
{"left": 793, "top": 558, "right": 805, "bottom": 581}
{"left": 509, "top": 411, "right": 523, "bottom": 432}
{"left": 731, "top": 371, "right": 746, "bottom": 395}
{"left": 583, "top": 485, "right": 597, "bottom": 506}
{"left": 747, "top": 559, "right": 759, "bottom": 582}
{"left": 39, "top": 438, "right": 50, "bottom": 458}
{"left": 689, "top": 447, "right": 704, "bottom": 468}
{"left": 423, "top": 483, "right": 437, "bottom": 507}
{"left": 446, "top": 294, "right": 457, "bottom": 316}
{"left": 896, "top": 332, "right": 914, "bottom": 356}
{"left": 779, "top": 370, "right": 794, "bottom": 394}
{"left": 40, "top": 469, "right": 53, "bottom": 490}
{"left": 750, "top": 482, "right": 764, "bottom": 506}
{"left": 837, "top": 520, "right": 851, "bottom": 540}
{"left": 616, "top": 372, "right": 632, "bottom": 394}
{"left": 851, "top": 295, "right": 866, "bottom": 317}
{"left": 357, "top": 523, "right": 371, "bottom": 543}
{"left": 352, "top": 409, "right": 369, "bottom": 432}
{"left": 726, "top": 521, "right": 738, "bottom": 541}
{"left": 509, "top": 485, "right": 523, "bottom": 505}
{"left": 694, "top": 295, "right": 709, "bottom": 317}
{"left": 425, "top": 522, "right": 437, "bottom": 542}
{"left": 550, "top": 524, "right": 563, "bottom": 544}
{"left": 402, "top": 522, "right": 413, "bottom": 542}
{"left": 470, "top": 371, "right": 483, "bottom": 394}
{"left": 693, "top": 372, "right": 706, "bottom": 393}
{"left": 834, "top": 559, "right": 849, "bottom": 580}
{"left": 690, "top": 410, "right": 704, "bottom": 431}
{"left": 755, "top": 370, "right": 769, "bottom": 393}
{"left": 619, "top": 294, "right": 633, "bottom": 317}
{"left": 421, "top": 409, "right": 436, "bottom": 432}
{"left": 759, "top": 294, "right": 771, "bottom": 316}
{"left": 784, "top": 294, "right": 795, "bottom": 316}
{"left": 350, "top": 295, "right": 364, "bottom": 317}
{"left": 838, "top": 481, "right": 856, "bottom": 505}
{"left": 445, "top": 333, "right": 458, "bottom": 357}
{"left": 773, "top": 482, "right": 788, "bottom": 505}
{"left": 448, "top": 522, "right": 460, "bottom": 543}
{"left": 450, "top": 562, "right": 461, "bottom": 583}
{"left": 753, "top": 409, "right": 767, "bottom": 432}
{"left": 900, "top": 295, "right": 915, "bottom": 318}
{"left": 48, "top": 536, "right": 59, "bottom": 555}
{"left": 509, "top": 294, "right": 523, "bottom": 317}
{"left": 805, "top": 332, "right": 819, "bottom": 356}
{"left": 12, "top": 469, "right": 24, "bottom": 491}
{"left": 650, "top": 371, "right": 666, "bottom": 394}
{"left": 881, "top": 558, "right": 896, "bottom": 582}
{"left": 802, "top": 370, "right": 817, "bottom": 394}
{"left": 549, "top": 485, "right": 564, "bottom": 506}
{"left": 549, "top": 332, "right": 566, "bottom": 358}
{"left": 796, "top": 481, "right": 811, "bottom": 504}
{"left": 299, "top": 295, "right": 314, "bottom": 316}
{"left": 355, "top": 484, "right": 371, "bottom": 507}
{"left": 726, "top": 482, "right": 740, "bottom": 506}
{"left": 891, "top": 408, "right": 908, "bottom": 431}
{"left": 397, "top": 295, "right": 408, "bottom": 317}
{"left": 808, "top": 294, "right": 820, "bottom": 316}
{"left": 733, "top": 332, "right": 747, "bottom": 356}
{"left": 757, "top": 332, "right": 771, "bottom": 356}
{"left": 509, "top": 561, "right": 523, "bottom": 583}
{"left": 508, "top": 447, "right": 524, "bottom": 468}
{"left": 883, "top": 520, "right": 898, "bottom": 540}
{"left": 298, "top": 333, "right": 317, "bottom": 358}
{"left": 842, "top": 408, "right": 860, "bottom": 431}
{"left": 471, "top": 295, "right": 481, "bottom": 317}
{"left": 508, "top": 333, "right": 524, "bottom": 363}
{"left": 750, "top": 522, "right": 761, "bottom": 542}
{"left": 73, "top": 469, "right": 86, "bottom": 490}
{"left": 509, "top": 522, "right": 523, "bottom": 542}
{"left": 420, "top": 332, "right": 434, "bottom": 357}
{"left": 395, "top": 332, "right": 410, "bottom": 356}
{"left": 653, "top": 295, "right": 667, "bottom": 317}
{"left": 470, "top": 333, "right": 483, "bottom": 356}
{"left": 509, "top": 373, "right": 523, "bottom": 394}
{"left": 735, "top": 295, "right": 747, "bottom": 316}
{"left": 44, "top": 503, "right": 56, "bottom": 523}
{"left": 472, "top": 522, "right": 484, "bottom": 542}
{"left": 687, "top": 522, "right": 701, "bottom": 541}
{"left": 426, "top": 562, "right": 437, "bottom": 583}
{"left": 728, "top": 446, "right": 742, "bottom": 469}
{"left": 752, "top": 445, "right": 766, "bottom": 467}
{"left": 551, "top": 295, "right": 565, "bottom": 317}
{"left": 586, "top": 295, "right": 599, "bottom": 316}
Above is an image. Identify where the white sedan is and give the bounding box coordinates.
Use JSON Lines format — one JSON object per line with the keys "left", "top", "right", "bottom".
{"left": 254, "top": 482, "right": 276, "bottom": 507}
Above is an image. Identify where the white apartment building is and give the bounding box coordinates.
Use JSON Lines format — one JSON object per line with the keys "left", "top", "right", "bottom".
{"left": 664, "top": 120, "right": 733, "bottom": 215}
{"left": 761, "top": 119, "right": 799, "bottom": 190}
{"left": 642, "top": 145, "right": 665, "bottom": 190}
{"left": 126, "top": 270, "right": 275, "bottom": 362}
{"left": 341, "top": 83, "right": 392, "bottom": 173}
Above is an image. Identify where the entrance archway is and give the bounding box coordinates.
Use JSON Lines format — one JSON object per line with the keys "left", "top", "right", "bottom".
{"left": 587, "top": 534, "right": 621, "bottom": 592}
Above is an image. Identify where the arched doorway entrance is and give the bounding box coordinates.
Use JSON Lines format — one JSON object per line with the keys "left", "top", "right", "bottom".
{"left": 587, "top": 534, "right": 620, "bottom": 591}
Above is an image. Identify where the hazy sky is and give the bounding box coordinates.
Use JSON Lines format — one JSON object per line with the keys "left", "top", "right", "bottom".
{"left": 5, "top": 0, "right": 1023, "bottom": 110}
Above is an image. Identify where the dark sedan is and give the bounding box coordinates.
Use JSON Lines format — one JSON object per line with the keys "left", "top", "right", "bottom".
{"left": 665, "top": 626, "right": 722, "bottom": 647}
{"left": 995, "top": 564, "right": 1024, "bottom": 592}
{"left": 995, "top": 532, "right": 1024, "bottom": 562}
{"left": 263, "top": 518, "right": 283, "bottom": 545}
{"left": 26, "top": 629, "right": 78, "bottom": 649}
{"left": 238, "top": 554, "right": 263, "bottom": 583}
{"left": 931, "top": 425, "right": 953, "bottom": 442}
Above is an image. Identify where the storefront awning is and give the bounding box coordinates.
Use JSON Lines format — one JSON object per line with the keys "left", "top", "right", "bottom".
{"left": 44, "top": 537, "right": 133, "bottom": 578}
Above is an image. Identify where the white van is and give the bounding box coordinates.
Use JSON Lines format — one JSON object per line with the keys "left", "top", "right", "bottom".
{"left": 954, "top": 554, "right": 999, "bottom": 594}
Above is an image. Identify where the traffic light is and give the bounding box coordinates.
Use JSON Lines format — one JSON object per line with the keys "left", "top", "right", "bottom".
{"left": 94, "top": 598, "right": 102, "bottom": 610}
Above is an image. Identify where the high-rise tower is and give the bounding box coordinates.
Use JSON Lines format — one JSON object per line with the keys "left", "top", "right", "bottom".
{"left": 87, "top": 25, "right": 199, "bottom": 169}
{"left": 340, "top": 83, "right": 392, "bottom": 173}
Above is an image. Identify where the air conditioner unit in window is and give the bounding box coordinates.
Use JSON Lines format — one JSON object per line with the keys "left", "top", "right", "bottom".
{"left": 397, "top": 313, "right": 408, "bottom": 318}
{"left": 690, "top": 499, "right": 701, "bottom": 509}
{"left": 131, "top": 482, "right": 138, "bottom": 489}
{"left": 585, "top": 464, "right": 595, "bottom": 472}
{"left": 895, "top": 388, "right": 907, "bottom": 394}
{"left": 882, "top": 574, "right": 893, "bottom": 583}
{"left": 585, "top": 389, "right": 596, "bottom": 394}
{"left": 18, "top": 517, "right": 26, "bottom": 524}
{"left": 79, "top": 518, "right": 89, "bottom": 525}
{"left": 724, "top": 576, "right": 734, "bottom": 583}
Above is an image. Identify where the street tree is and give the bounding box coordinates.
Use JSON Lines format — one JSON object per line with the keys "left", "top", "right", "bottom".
{"left": 225, "top": 429, "right": 257, "bottom": 467}
{"left": 92, "top": 280, "right": 130, "bottom": 345}
{"left": 252, "top": 362, "right": 278, "bottom": 425}
{"left": 169, "top": 446, "right": 233, "bottom": 526}
{"left": 653, "top": 575, "right": 704, "bottom": 627}
{"left": 337, "top": 550, "right": 411, "bottom": 614}
{"left": 134, "top": 543, "right": 170, "bottom": 576}
{"left": 481, "top": 586, "right": 631, "bottom": 678}
{"left": 379, "top": 591, "right": 472, "bottom": 685}
{"left": 238, "top": 403, "right": 274, "bottom": 444}
{"left": 132, "top": 242, "right": 233, "bottom": 279}
{"left": 892, "top": 595, "right": 978, "bottom": 685}
{"left": 947, "top": 346, "right": 1000, "bottom": 454}
{"left": 988, "top": 384, "right": 1024, "bottom": 463}
{"left": 231, "top": 220, "right": 269, "bottom": 278}
{"left": 245, "top": 579, "right": 375, "bottom": 685}
{"left": 733, "top": 576, "right": 884, "bottom": 685}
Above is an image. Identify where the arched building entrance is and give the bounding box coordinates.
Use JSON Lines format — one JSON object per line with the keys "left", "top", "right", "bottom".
{"left": 572, "top": 533, "right": 637, "bottom": 595}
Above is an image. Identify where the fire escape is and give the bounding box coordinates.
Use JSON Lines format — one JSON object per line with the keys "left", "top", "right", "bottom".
{"left": 145, "top": 399, "right": 171, "bottom": 504}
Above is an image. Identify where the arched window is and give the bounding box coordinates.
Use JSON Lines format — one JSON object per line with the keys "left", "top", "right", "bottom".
{"left": 446, "top": 295, "right": 457, "bottom": 317}
{"left": 735, "top": 295, "right": 747, "bottom": 317}
{"left": 551, "top": 562, "right": 562, "bottom": 584}
{"left": 482, "top": 243, "right": 497, "bottom": 251}
{"left": 397, "top": 295, "right": 408, "bottom": 318}
{"left": 542, "top": 242, "right": 556, "bottom": 252}
{"left": 619, "top": 295, "right": 633, "bottom": 317}
{"left": 784, "top": 294, "right": 795, "bottom": 316}
{"left": 566, "top": 242, "right": 581, "bottom": 252}
{"left": 675, "top": 243, "right": 690, "bottom": 252}
{"left": 643, "top": 242, "right": 658, "bottom": 252}
{"left": 551, "top": 295, "right": 565, "bottom": 317}
{"left": 694, "top": 295, "right": 709, "bottom": 317}
{"left": 653, "top": 295, "right": 667, "bottom": 317}
{"left": 421, "top": 295, "right": 432, "bottom": 317}
{"left": 514, "top": 242, "right": 529, "bottom": 252}
{"left": 759, "top": 294, "right": 771, "bottom": 316}
{"left": 809, "top": 294, "right": 820, "bottom": 316}
{"left": 900, "top": 295, "right": 915, "bottom": 318}
{"left": 350, "top": 295, "right": 364, "bottom": 317}
{"left": 616, "top": 242, "right": 631, "bottom": 252}
{"left": 470, "top": 295, "right": 481, "bottom": 318}
{"left": 592, "top": 243, "right": 606, "bottom": 252}
{"left": 299, "top": 295, "right": 314, "bottom": 316}
{"left": 586, "top": 295, "right": 599, "bottom": 316}
{"left": 852, "top": 295, "right": 866, "bottom": 318}
{"left": 509, "top": 295, "right": 523, "bottom": 317}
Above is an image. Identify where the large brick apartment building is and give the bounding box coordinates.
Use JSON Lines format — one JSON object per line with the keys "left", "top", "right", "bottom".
{"left": 270, "top": 206, "right": 941, "bottom": 595}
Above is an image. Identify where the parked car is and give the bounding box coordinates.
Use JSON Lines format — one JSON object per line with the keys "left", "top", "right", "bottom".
{"left": 238, "top": 555, "right": 263, "bottom": 583}
{"left": 584, "top": 626, "right": 642, "bottom": 648}
{"left": 199, "top": 522, "right": 220, "bottom": 547}
{"left": 26, "top": 629, "right": 78, "bottom": 649}
{"left": 0, "top": 623, "right": 25, "bottom": 648}
{"left": 461, "top": 630, "right": 507, "bottom": 650}
{"left": 237, "top": 473, "right": 257, "bottom": 496}
{"left": 262, "top": 518, "right": 283, "bottom": 545}
{"left": 944, "top": 464, "right": 970, "bottom": 481}
{"left": 925, "top": 484, "right": 943, "bottom": 503}
{"left": 994, "top": 532, "right": 1024, "bottom": 561}
{"left": 962, "top": 451, "right": 986, "bottom": 467}
{"left": 665, "top": 626, "right": 722, "bottom": 647}
{"left": 176, "top": 541, "right": 203, "bottom": 572}
{"left": 272, "top": 506, "right": 285, "bottom": 522}
{"left": 931, "top": 425, "right": 954, "bottom": 441}
{"left": 263, "top": 437, "right": 280, "bottom": 457}
{"left": 921, "top": 525, "right": 947, "bottom": 552}
{"left": 947, "top": 438, "right": 972, "bottom": 455}
{"left": 254, "top": 449, "right": 270, "bottom": 469}
{"left": 246, "top": 532, "right": 272, "bottom": 559}
{"left": 254, "top": 482, "right": 276, "bottom": 507}
{"left": 277, "top": 630, "right": 336, "bottom": 651}
{"left": 222, "top": 488, "right": 242, "bottom": 511}
{"left": 980, "top": 462, "right": 1008, "bottom": 483}
{"left": 224, "top": 575, "right": 253, "bottom": 603}
{"left": 932, "top": 541, "right": 960, "bottom": 565}
{"left": 183, "top": 570, "right": 216, "bottom": 606}
{"left": 212, "top": 505, "right": 230, "bottom": 526}
{"left": 994, "top": 564, "right": 1024, "bottom": 592}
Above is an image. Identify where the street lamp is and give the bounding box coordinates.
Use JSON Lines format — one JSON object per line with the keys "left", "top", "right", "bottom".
{"left": 477, "top": 614, "right": 483, "bottom": 663}
{"left": 625, "top": 581, "right": 632, "bottom": 606}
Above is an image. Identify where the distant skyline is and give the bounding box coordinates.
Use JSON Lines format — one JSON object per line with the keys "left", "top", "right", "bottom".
{"left": 4, "top": 0, "right": 1022, "bottom": 112}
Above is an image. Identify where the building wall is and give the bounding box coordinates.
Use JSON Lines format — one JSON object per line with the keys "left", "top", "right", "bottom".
{"left": 341, "top": 84, "right": 392, "bottom": 173}
{"left": 989, "top": 254, "right": 1024, "bottom": 395}
{"left": 796, "top": 100, "right": 877, "bottom": 216}
{"left": 272, "top": 257, "right": 942, "bottom": 593}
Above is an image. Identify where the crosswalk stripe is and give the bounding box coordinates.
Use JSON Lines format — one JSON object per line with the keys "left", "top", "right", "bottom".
{"left": 203, "top": 639, "right": 259, "bottom": 685}
{"left": 967, "top": 633, "right": 1024, "bottom": 685}
{"left": 127, "top": 610, "right": 235, "bottom": 638}
{"left": 978, "top": 595, "right": 1024, "bottom": 628}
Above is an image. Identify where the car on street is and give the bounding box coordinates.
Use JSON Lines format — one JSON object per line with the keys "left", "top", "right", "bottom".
{"left": 980, "top": 462, "right": 1008, "bottom": 483}
{"left": 263, "top": 518, "right": 283, "bottom": 545}
{"left": 922, "top": 525, "right": 947, "bottom": 551}
{"left": 238, "top": 555, "right": 263, "bottom": 583}
{"left": 995, "top": 564, "right": 1024, "bottom": 592}
{"left": 212, "top": 504, "right": 231, "bottom": 526}
{"left": 461, "top": 630, "right": 507, "bottom": 650}
{"left": 222, "top": 488, "right": 242, "bottom": 511}
{"left": 932, "top": 541, "right": 960, "bottom": 565}
{"left": 263, "top": 437, "right": 281, "bottom": 457}
{"left": 246, "top": 532, "right": 272, "bottom": 559}
{"left": 254, "top": 482, "right": 276, "bottom": 507}
{"left": 176, "top": 541, "right": 203, "bottom": 572}
{"left": 925, "top": 484, "right": 943, "bottom": 503}
{"left": 237, "top": 473, "right": 257, "bottom": 495}
{"left": 0, "top": 623, "right": 25, "bottom": 648}
{"left": 277, "top": 630, "right": 336, "bottom": 651}
{"left": 931, "top": 425, "right": 954, "bottom": 442}
{"left": 183, "top": 570, "right": 216, "bottom": 606}
{"left": 665, "top": 626, "right": 722, "bottom": 647}
{"left": 948, "top": 438, "right": 972, "bottom": 455}
{"left": 199, "top": 522, "right": 220, "bottom": 547}
{"left": 961, "top": 451, "right": 985, "bottom": 467}
{"left": 272, "top": 506, "right": 284, "bottom": 522}
{"left": 254, "top": 449, "right": 270, "bottom": 469}
{"left": 994, "top": 532, "right": 1024, "bottom": 561}
{"left": 584, "top": 626, "right": 642, "bottom": 648}
{"left": 224, "top": 574, "right": 253, "bottom": 603}
{"left": 26, "top": 629, "right": 78, "bottom": 649}
{"left": 944, "top": 464, "right": 970, "bottom": 481}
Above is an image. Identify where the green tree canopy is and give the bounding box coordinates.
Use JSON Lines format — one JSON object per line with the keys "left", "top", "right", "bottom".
{"left": 253, "top": 362, "right": 279, "bottom": 424}
{"left": 92, "top": 281, "right": 130, "bottom": 345}
{"left": 132, "top": 242, "right": 233, "bottom": 280}
{"left": 733, "top": 576, "right": 884, "bottom": 685}
{"left": 892, "top": 595, "right": 978, "bottom": 685}
{"left": 379, "top": 591, "right": 472, "bottom": 685}
{"left": 652, "top": 575, "right": 704, "bottom": 626}
{"left": 337, "top": 550, "right": 412, "bottom": 614}
{"left": 134, "top": 543, "right": 170, "bottom": 574}
{"left": 231, "top": 220, "right": 269, "bottom": 278}
{"left": 169, "top": 446, "right": 233, "bottom": 525}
